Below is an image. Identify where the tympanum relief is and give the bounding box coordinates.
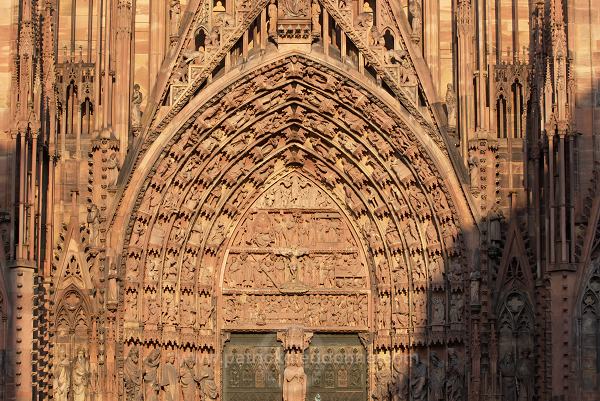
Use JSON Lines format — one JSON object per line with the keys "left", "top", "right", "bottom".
{"left": 222, "top": 173, "right": 369, "bottom": 330}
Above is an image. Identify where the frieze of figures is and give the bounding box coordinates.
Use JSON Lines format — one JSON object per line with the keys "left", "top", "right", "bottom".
{"left": 222, "top": 293, "right": 368, "bottom": 328}
{"left": 124, "top": 347, "right": 218, "bottom": 401}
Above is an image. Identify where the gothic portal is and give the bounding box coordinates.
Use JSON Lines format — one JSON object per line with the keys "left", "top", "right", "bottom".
{"left": 1, "top": 0, "right": 599, "bottom": 400}
{"left": 115, "top": 52, "right": 473, "bottom": 401}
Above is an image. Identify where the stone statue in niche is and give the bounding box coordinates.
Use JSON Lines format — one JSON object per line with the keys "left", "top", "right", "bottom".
{"left": 283, "top": 353, "right": 307, "bottom": 401}
{"left": 131, "top": 83, "right": 143, "bottom": 127}
{"left": 410, "top": 354, "right": 427, "bottom": 401}
{"left": 311, "top": 0, "right": 321, "bottom": 36}
{"left": 431, "top": 296, "right": 445, "bottom": 325}
{"left": 143, "top": 349, "right": 160, "bottom": 401}
{"left": 161, "top": 353, "right": 178, "bottom": 401}
{"left": 86, "top": 203, "right": 100, "bottom": 246}
{"left": 181, "top": 294, "right": 197, "bottom": 326}
{"left": 445, "top": 83, "right": 457, "bottom": 129}
{"left": 124, "top": 347, "right": 142, "bottom": 401}
{"left": 197, "top": 356, "right": 218, "bottom": 400}
{"left": 72, "top": 348, "right": 90, "bottom": 401}
{"left": 449, "top": 293, "right": 464, "bottom": 323}
{"left": 162, "top": 291, "right": 178, "bottom": 325}
{"left": 169, "top": 0, "right": 181, "bottom": 38}
{"left": 515, "top": 350, "right": 532, "bottom": 401}
{"left": 54, "top": 349, "right": 70, "bottom": 401}
{"left": 499, "top": 352, "right": 516, "bottom": 401}
{"left": 106, "top": 151, "right": 120, "bottom": 186}
{"left": 268, "top": 0, "right": 278, "bottom": 36}
{"left": 409, "top": 0, "right": 422, "bottom": 43}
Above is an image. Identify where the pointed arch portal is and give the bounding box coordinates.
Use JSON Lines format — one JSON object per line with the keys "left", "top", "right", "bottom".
{"left": 108, "top": 53, "right": 475, "bottom": 401}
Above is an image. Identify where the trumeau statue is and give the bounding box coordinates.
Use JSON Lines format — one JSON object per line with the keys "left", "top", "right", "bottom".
{"left": 283, "top": 353, "right": 307, "bottom": 401}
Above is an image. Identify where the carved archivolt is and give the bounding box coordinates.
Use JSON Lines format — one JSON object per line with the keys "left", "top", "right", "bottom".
{"left": 113, "top": 54, "right": 470, "bottom": 398}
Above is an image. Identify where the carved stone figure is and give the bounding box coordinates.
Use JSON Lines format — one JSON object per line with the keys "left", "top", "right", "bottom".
{"left": 124, "top": 347, "right": 142, "bottom": 401}
{"left": 432, "top": 296, "right": 445, "bottom": 324}
{"left": 449, "top": 293, "right": 464, "bottom": 323}
{"left": 409, "top": 0, "right": 422, "bottom": 42}
{"left": 373, "top": 358, "right": 391, "bottom": 401}
{"left": 197, "top": 356, "right": 218, "bottom": 400}
{"left": 268, "top": 0, "right": 278, "bottom": 36}
{"left": 410, "top": 354, "right": 427, "bottom": 401}
{"left": 311, "top": 0, "right": 321, "bottom": 36}
{"left": 106, "top": 152, "right": 120, "bottom": 186}
{"left": 54, "top": 349, "right": 70, "bottom": 401}
{"left": 72, "top": 348, "right": 90, "bottom": 401}
{"left": 131, "top": 83, "right": 143, "bottom": 127}
{"left": 283, "top": 353, "right": 307, "bottom": 401}
{"left": 445, "top": 83, "right": 456, "bottom": 128}
{"left": 86, "top": 203, "right": 100, "bottom": 246}
{"left": 143, "top": 349, "right": 160, "bottom": 401}
{"left": 446, "top": 349, "right": 464, "bottom": 401}
{"left": 515, "top": 350, "right": 532, "bottom": 401}
{"left": 180, "top": 357, "right": 197, "bottom": 401}
{"left": 169, "top": 0, "right": 181, "bottom": 38}
{"left": 390, "top": 355, "right": 408, "bottom": 401}
{"left": 161, "top": 353, "right": 178, "bottom": 401}
{"left": 430, "top": 353, "right": 445, "bottom": 401}
{"left": 499, "top": 352, "right": 516, "bottom": 401}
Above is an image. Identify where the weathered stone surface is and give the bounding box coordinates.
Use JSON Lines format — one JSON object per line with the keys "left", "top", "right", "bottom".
{"left": 0, "top": 0, "right": 598, "bottom": 400}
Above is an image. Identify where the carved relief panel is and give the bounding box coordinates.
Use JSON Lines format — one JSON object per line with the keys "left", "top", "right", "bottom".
{"left": 220, "top": 172, "right": 370, "bottom": 331}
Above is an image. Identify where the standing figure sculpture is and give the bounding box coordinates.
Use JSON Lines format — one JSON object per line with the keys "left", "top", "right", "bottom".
{"left": 131, "top": 84, "right": 143, "bottom": 127}
{"left": 409, "top": 354, "right": 427, "bottom": 401}
{"left": 268, "top": 0, "right": 278, "bottom": 37}
{"left": 390, "top": 354, "right": 408, "bottom": 401}
{"left": 283, "top": 353, "right": 306, "bottom": 401}
{"left": 143, "top": 349, "right": 160, "bottom": 401}
{"left": 446, "top": 349, "right": 464, "bottom": 401}
{"left": 311, "top": 0, "right": 321, "bottom": 36}
{"left": 373, "top": 358, "right": 391, "bottom": 401}
{"left": 124, "top": 347, "right": 141, "bottom": 401}
{"left": 445, "top": 83, "right": 457, "bottom": 128}
{"left": 161, "top": 353, "right": 178, "bottom": 401}
{"left": 54, "top": 349, "right": 71, "bottom": 401}
{"left": 180, "top": 357, "right": 197, "bottom": 401}
{"left": 197, "top": 356, "right": 219, "bottom": 400}
{"left": 72, "top": 348, "right": 90, "bottom": 401}
{"left": 499, "top": 352, "right": 517, "bottom": 401}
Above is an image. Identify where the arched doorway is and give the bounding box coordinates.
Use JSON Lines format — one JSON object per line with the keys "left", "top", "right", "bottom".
{"left": 113, "top": 54, "right": 473, "bottom": 401}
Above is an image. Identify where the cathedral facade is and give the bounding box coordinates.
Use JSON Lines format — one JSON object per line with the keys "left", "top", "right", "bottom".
{"left": 0, "top": 0, "right": 598, "bottom": 400}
